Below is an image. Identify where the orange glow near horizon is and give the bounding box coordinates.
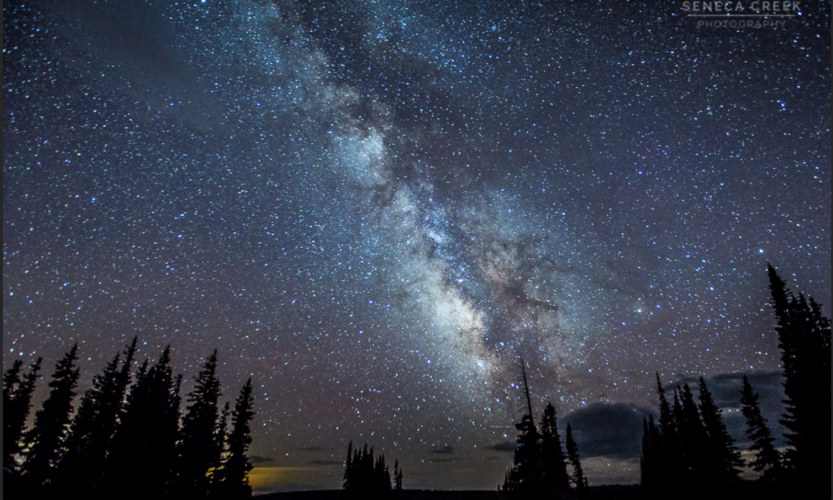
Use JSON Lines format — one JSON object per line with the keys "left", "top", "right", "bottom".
{"left": 248, "top": 465, "right": 343, "bottom": 494}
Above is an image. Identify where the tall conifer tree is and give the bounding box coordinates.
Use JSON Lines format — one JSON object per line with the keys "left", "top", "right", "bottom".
{"left": 676, "top": 383, "right": 708, "bottom": 482}
{"left": 393, "top": 459, "right": 403, "bottom": 492}
{"left": 565, "top": 423, "right": 586, "bottom": 495}
{"left": 697, "top": 377, "right": 742, "bottom": 484}
{"left": 539, "top": 402, "right": 570, "bottom": 493}
{"left": 3, "top": 360, "right": 23, "bottom": 406}
{"left": 208, "top": 401, "right": 231, "bottom": 496}
{"left": 107, "top": 346, "right": 181, "bottom": 500}
{"left": 767, "top": 264, "right": 831, "bottom": 494}
{"left": 343, "top": 442, "right": 393, "bottom": 499}
{"left": 640, "top": 417, "right": 653, "bottom": 490}
{"left": 174, "top": 350, "right": 222, "bottom": 499}
{"left": 739, "top": 375, "right": 781, "bottom": 481}
{"left": 3, "top": 357, "right": 41, "bottom": 487}
{"left": 502, "top": 359, "right": 543, "bottom": 496}
{"left": 58, "top": 338, "right": 137, "bottom": 497}
{"left": 4, "top": 360, "right": 25, "bottom": 470}
{"left": 219, "top": 378, "right": 255, "bottom": 499}
{"left": 655, "top": 373, "right": 682, "bottom": 483}
{"left": 344, "top": 441, "right": 354, "bottom": 490}
{"left": 640, "top": 414, "right": 662, "bottom": 492}
{"left": 21, "top": 344, "right": 80, "bottom": 496}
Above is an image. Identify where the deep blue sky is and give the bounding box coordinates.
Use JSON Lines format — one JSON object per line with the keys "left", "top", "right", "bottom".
{"left": 4, "top": 0, "right": 830, "bottom": 491}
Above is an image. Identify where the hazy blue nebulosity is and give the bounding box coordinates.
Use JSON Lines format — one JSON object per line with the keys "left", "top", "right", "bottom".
{"left": 3, "top": 0, "right": 830, "bottom": 491}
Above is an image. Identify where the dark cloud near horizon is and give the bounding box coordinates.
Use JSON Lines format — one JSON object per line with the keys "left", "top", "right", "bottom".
{"left": 249, "top": 455, "right": 275, "bottom": 464}
{"left": 626, "top": 370, "right": 788, "bottom": 454}
{"left": 306, "top": 459, "right": 344, "bottom": 466}
{"left": 492, "top": 374, "right": 786, "bottom": 461}
{"left": 561, "top": 402, "right": 652, "bottom": 459}
{"left": 486, "top": 441, "right": 517, "bottom": 454}
{"left": 429, "top": 445, "right": 454, "bottom": 455}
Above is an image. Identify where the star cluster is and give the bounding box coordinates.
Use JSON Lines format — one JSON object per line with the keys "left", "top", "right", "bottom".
{"left": 3, "top": 0, "right": 830, "bottom": 491}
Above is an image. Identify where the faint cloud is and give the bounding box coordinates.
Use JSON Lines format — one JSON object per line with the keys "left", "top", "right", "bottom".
{"left": 429, "top": 445, "right": 454, "bottom": 454}
{"left": 561, "top": 402, "right": 653, "bottom": 459}
{"left": 306, "top": 459, "right": 344, "bottom": 465}
{"left": 485, "top": 441, "right": 517, "bottom": 453}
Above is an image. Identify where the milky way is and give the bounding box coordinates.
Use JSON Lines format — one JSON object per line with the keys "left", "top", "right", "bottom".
{"left": 3, "top": 0, "right": 830, "bottom": 491}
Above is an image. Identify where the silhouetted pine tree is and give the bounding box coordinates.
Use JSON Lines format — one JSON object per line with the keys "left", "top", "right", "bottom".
{"left": 655, "top": 373, "right": 683, "bottom": 482}
{"left": 359, "top": 445, "right": 370, "bottom": 495}
{"left": 4, "top": 360, "right": 25, "bottom": 473}
{"left": 217, "top": 378, "right": 256, "bottom": 499}
{"left": 344, "top": 441, "right": 354, "bottom": 490}
{"left": 540, "top": 402, "right": 570, "bottom": 493}
{"left": 21, "top": 344, "right": 80, "bottom": 498}
{"left": 208, "top": 401, "right": 231, "bottom": 497}
{"left": 364, "top": 446, "right": 375, "bottom": 496}
{"left": 3, "top": 359, "right": 25, "bottom": 499}
{"left": 740, "top": 375, "right": 781, "bottom": 481}
{"left": 353, "top": 444, "right": 370, "bottom": 497}
{"left": 343, "top": 442, "right": 394, "bottom": 499}
{"left": 375, "top": 454, "right": 392, "bottom": 496}
{"left": 697, "top": 377, "right": 742, "bottom": 484}
{"left": 502, "top": 359, "right": 544, "bottom": 496}
{"left": 672, "top": 388, "right": 684, "bottom": 435}
{"left": 56, "top": 353, "right": 119, "bottom": 495}
{"left": 173, "top": 350, "right": 222, "bottom": 499}
{"left": 3, "top": 357, "right": 41, "bottom": 491}
{"left": 767, "top": 264, "right": 831, "bottom": 495}
{"left": 105, "top": 358, "right": 150, "bottom": 497}
{"left": 640, "top": 414, "right": 662, "bottom": 494}
{"left": 640, "top": 374, "right": 684, "bottom": 497}
{"left": 393, "top": 459, "right": 403, "bottom": 492}
{"left": 3, "top": 359, "right": 24, "bottom": 406}
{"left": 676, "top": 383, "right": 708, "bottom": 483}
{"left": 506, "top": 413, "right": 543, "bottom": 493}
{"left": 640, "top": 417, "right": 653, "bottom": 490}
{"left": 56, "top": 337, "right": 136, "bottom": 498}
{"left": 565, "top": 423, "right": 587, "bottom": 495}
{"left": 106, "top": 346, "right": 182, "bottom": 500}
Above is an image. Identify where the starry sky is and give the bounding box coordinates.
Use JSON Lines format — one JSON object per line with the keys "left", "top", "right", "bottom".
{"left": 3, "top": 0, "right": 831, "bottom": 493}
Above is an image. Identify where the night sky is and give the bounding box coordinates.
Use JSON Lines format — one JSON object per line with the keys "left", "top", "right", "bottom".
{"left": 3, "top": 0, "right": 831, "bottom": 493}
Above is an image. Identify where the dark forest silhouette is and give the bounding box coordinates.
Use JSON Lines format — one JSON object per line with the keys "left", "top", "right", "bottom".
{"left": 500, "top": 359, "right": 582, "bottom": 499}
{"left": 641, "top": 265, "right": 831, "bottom": 499}
{"left": 3, "top": 341, "right": 256, "bottom": 500}
{"left": 343, "top": 441, "right": 402, "bottom": 499}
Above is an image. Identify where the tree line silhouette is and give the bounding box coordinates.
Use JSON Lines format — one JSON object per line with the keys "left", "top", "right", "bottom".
{"left": 641, "top": 265, "right": 831, "bottom": 498}
{"left": 641, "top": 374, "right": 744, "bottom": 492}
{"left": 343, "top": 441, "right": 403, "bottom": 499}
{"left": 3, "top": 339, "right": 256, "bottom": 500}
{"left": 500, "top": 360, "right": 587, "bottom": 499}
